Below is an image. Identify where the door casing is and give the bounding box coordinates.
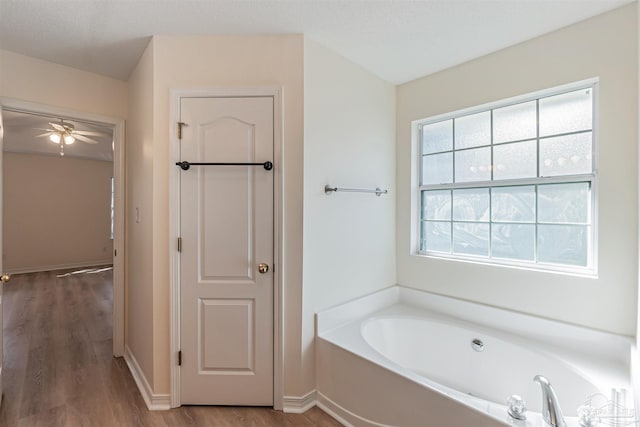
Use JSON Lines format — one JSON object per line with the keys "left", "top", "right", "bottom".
{"left": 0, "top": 96, "right": 126, "bottom": 357}
{"left": 0, "top": 105, "right": 4, "bottom": 405}
{"left": 169, "top": 87, "right": 284, "bottom": 409}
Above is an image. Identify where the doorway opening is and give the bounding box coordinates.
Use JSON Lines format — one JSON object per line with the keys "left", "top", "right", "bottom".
{"left": 0, "top": 98, "right": 125, "bottom": 357}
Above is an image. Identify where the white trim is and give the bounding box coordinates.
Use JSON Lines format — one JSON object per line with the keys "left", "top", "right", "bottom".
{"left": 0, "top": 97, "right": 125, "bottom": 357}
{"left": 316, "top": 391, "right": 387, "bottom": 427}
{"left": 6, "top": 260, "right": 113, "bottom": 275}
{"left": 1, "top": 106, "right": 5, "bottom": 407}
{"left": 124, "top": 345, "right": 171, "bottom": 410}
{"left": 272, "top": 88, "right": 284, "bottom": 411}
{"left": 412, "top": 77, "right": 599, "bottom": 127}
{"left": 169, "top": 92, "right": 181, "bottom": 408}
{"left": 169, "top": 87, "right": 284, "bottom": 408}
{"left": 282, "top": 390, "right": 317, "bottom": 414}
{"left": 112, "top": 114, "right": 126, "bottom": 357}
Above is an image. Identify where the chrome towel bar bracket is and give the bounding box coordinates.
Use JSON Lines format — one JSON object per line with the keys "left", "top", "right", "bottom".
{"left": 324, "top": 185, "right": 388, "bottom": 196}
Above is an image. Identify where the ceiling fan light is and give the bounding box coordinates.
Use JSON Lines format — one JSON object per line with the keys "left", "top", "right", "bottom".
{"left": 64, "top": 134, "right": 75, "bottom": 145}
{"left": 49, "top": 133, "right": 61, "bottom": 144}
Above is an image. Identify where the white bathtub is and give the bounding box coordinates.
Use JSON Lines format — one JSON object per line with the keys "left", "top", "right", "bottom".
{"left": 316, "top": 286, "right": 633, "bottom": 427}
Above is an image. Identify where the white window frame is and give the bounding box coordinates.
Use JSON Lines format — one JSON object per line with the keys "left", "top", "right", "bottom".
{"left": 412, "top": 78, "right": 598, "bottom": 276}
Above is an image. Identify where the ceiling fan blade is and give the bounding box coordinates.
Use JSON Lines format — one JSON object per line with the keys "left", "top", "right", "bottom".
{"left": 75, "top": 130, "right": 108, "bottom": 137}
{"left": 74, "top": 134, "right": 99, "bottom": 144}
{"left": 36, "top": 132, "right": 52, "bottom": 138}
{"left": 49, "top": 122, "right": 66, "bottom": 132}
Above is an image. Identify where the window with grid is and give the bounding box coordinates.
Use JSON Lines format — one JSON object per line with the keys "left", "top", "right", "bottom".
{"left": 418, "top": 84, "right": 595, "bottom": 273}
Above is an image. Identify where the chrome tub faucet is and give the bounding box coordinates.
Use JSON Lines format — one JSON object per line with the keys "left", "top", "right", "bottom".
{"left": 534, "top": 375, "right": 566, "bottom": 427}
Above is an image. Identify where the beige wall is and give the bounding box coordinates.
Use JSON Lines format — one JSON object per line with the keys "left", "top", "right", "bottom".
{"left": 3, "top": 152, "right": 113, "bottom": 273}
{"left": 125, "top": 35, "right": 304, "bottom": 394}
{"left": 302, "top": 39, "right": 396, "bottom": 393}
{"left": 126, "top": 40, "right": 155, "bottom": 386}
{"left": 0, "top": 49, "right": 127, "bottom": 118}
{"left": 397, "top": 4, "right": 638, "bottom": 336}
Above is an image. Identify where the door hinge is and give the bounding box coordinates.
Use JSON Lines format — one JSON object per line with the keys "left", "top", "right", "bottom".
{"left": 114, "top": 249, "right": 117, "bottom": 257}
{"left": 177, "top": 122, "right": 188, "bottom": 139}
{"left": 178, "top": 350, "right": 182, "bottom": 366}
{"left": 177, "top": 237, "right": 182, "bottom": 252}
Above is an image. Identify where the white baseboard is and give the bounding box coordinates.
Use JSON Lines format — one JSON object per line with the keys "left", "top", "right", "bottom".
{"left": 6, "top": 260, "right": 113, "bottom": 275}
{"left": 282, "top": 389, "right": 317, "bottom": 414}
{"left": 123, "top": 345, "right": 171, "bottom": 410}
{"left": 317, "top": 391, "right": 394, "bottom": 427}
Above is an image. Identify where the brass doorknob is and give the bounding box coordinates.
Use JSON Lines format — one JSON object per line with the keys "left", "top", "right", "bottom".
{"left": 258, "top": 263, "right": 269, "bottom": 274}
{"left": 1, "top": 273, "right": 10, "bottom": 283}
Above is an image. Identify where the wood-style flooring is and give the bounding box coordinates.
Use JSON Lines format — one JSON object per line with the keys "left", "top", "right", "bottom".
{"left": 0, "top": 269, "right": 342, "bottom": 426}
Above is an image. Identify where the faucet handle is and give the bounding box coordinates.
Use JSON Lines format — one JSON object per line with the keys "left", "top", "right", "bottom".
{"left": 507, "top": 394, "right": 527, "bottom": 420}
{"left": 577, "top": 404, "right": 599, "bottom": 427}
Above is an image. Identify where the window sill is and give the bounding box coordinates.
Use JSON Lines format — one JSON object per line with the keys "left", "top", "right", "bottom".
{"left": 412, "top": 251, "right": 598, "bottom": 279}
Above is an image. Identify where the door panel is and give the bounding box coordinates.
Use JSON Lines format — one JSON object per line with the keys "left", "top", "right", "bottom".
{"left": 179, "top": 97, "right": 274, "bottom": 405}
{"left": 199, "top": 299, "right": 254, "bottom": 371}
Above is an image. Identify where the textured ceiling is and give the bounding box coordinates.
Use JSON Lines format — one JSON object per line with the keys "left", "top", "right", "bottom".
{"left": 0, "top": 0, "right": 632, "bottom": 85}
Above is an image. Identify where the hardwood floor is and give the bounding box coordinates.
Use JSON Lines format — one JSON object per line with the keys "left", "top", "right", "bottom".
{"left": 0, "top": 269, "right": 341, "bottom": 426}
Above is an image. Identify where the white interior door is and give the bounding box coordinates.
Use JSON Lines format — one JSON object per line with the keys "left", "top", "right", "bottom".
{"left": 179, "top": 96, "right": 274, "bottom": 405}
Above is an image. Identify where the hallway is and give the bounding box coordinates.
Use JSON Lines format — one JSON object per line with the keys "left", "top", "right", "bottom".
{"left": 0, "top": 270, "right": 339, "bottom": 426}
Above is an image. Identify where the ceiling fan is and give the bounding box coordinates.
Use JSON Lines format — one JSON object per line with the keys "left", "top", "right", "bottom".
{"left": 37, "top": 119, "right": 105, "bottom": 156}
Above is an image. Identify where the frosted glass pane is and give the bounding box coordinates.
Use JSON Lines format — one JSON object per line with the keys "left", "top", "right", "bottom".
{"left": 422, "top": 190, "right": 451, "bottom": 220}
{"left": 539, "top": 88, "right": 592, "bottom": 137}
{"left": 492, "top": 224, "right": 535, "bottom": 261}
{"left": 538, "top": 183, "right": 590, "bottom": 224}
{"left": 493, "top": 101, "right": 537, "bottom": 143}
{"left": 539, "top": 132, "right": 592, "bottom": 177}
{"left": 453, "top": 188, "right": 489, "bottom": 221}
{"left": 422, "top": 152, "right": 453, "bottom": 185}
{"left": 538, "top": 225, "right": 589, "bottom": 266}
{"left": 422, "top": 221, "right": 451, "bottom": 253}
{"left": 491, "top": 186, "right": 535, "bottom": 223}
{"left": 453, "top": 223, "right": 489, "bottom": 257}
{"left": 422, "top": 120, "right": 453, "bottom": 154}
{"left": 455, "top": 111, "right": 490, "bottom": 149}
{"left": 455, "top": 147, "right": 491, "bottom": 182}
{"left": 493, "top": 140, "right": 537, "bottom": 180}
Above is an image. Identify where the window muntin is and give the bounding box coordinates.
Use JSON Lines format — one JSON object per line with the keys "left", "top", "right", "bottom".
{"left": 418, "top": 85, "right": 595, "bottom": 273}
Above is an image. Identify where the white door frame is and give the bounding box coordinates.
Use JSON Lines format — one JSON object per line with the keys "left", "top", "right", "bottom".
{"left": 169, "top": 87, "right": 284, "bottom": 409}
{"left": 0, "top": 97, "right": 126, "bottom": 357}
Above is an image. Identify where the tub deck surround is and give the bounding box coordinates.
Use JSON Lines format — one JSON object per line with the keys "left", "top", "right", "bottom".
{"left": 315, "top": 286, "right": 633, "bottom": 427}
